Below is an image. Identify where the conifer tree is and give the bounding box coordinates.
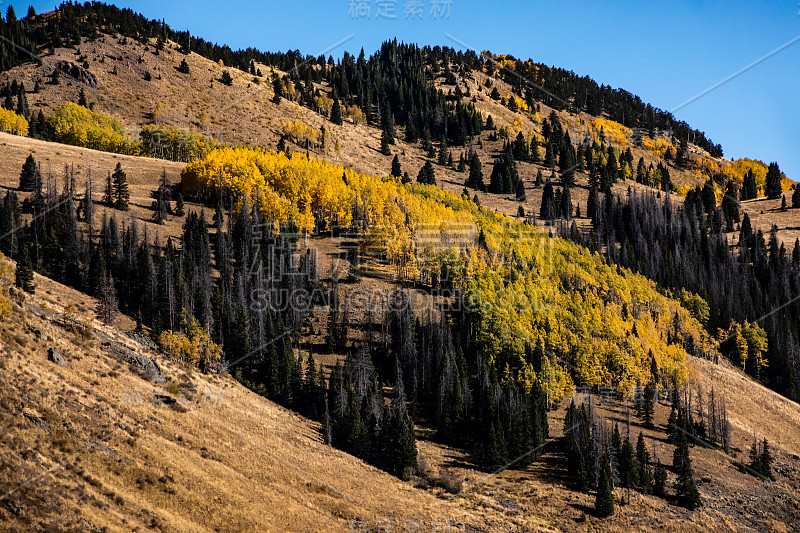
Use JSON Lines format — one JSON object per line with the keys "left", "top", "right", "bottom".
{"left": 19, "top": 153, "right": 37, "bottom": 191}
{"left": 792, "top": 186, "right": 800, "bottom": 208}
{"left": 391, "top": 154, "right": 402, "bottom": 177}
{"left": 78, "top": 87, "right": 87, "bottom": 107}
{"left": 765, "top": 162, "right": 782, "bottom": 199}
{"left": 636, "top": 433, "right": 652, "bottom": 493}
{"left": 653, "top": 459, "right": 667, "bottom": 497}
{"left": 417, "top": 161, "right": 436, "bottom": 185}
{"left": 175, "top": 193, "right": 185, "bottom": 216}
{"left": 15, "top": 246, "right": 34, "bottom": 294}
{"left": 540, "top": 180, "right": 555, "bottom": 222}
{"left": 642, "top": 382, "right": 655, "bottom": 428}
{"left": 673, "top": 430, "right": 701, "bottom": 509}
{"left": 595, "top": 455, "right": 615, "bottom": 517}
{"left": 330, "top": 97, "right": 343, "bottom": 125}
{"left": 465, "top": 152, "right": 484, "bottom": 190}
{"left": 111, "top": 163, "right": 129, "bottom": 210}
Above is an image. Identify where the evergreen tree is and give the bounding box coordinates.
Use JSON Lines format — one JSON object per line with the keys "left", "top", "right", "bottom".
{"left": 330, "top": 97, "right": 343, "bottom": 125}
{"left": 642, "top": 382, "right": 655, "bottom": 428}
{"left": 177, "top": 58, "right": 190, "bottom": 74}
{"left": 78, "top": 87, "right": 88, "bottom": 107}
{"left": 792, "top": 186, "right": 800, "bottom": 208}
{"left": 220, "top": 70, "right": 234, "bottom": 86}
{"left": 673, "top": 430, "right": 701, "bottom": 509}
{"left": 636, "top": 433, "right": 652, "bottom": 493}
{"left": 175, "top": 193, "right": 185, "bottom": 216}
{"left": 380, "top": 125, "right": 392, "bottom": 155}
{"left": 465, "top": 153, "right": 484, "bottom": 190}
{"left": 742, "top": 169, "right": 758, "bottom": 200}
{"left": 765, "top": 162, "right": 782, "bottom": 199}
{"left": 19, "top": 153, "right": 37, "bottom": 191}
{"left": 417, "top": 161, "right": 436, "bottom": 185}
{"left": 540, "top": 180, "right": 555, "bottom": 222}
{"left": 391, "top": 154, "right": 402, "bottom": 177}
{"left": 619, "top": 435, "right": 637, "bottom": 488}
{"left": 595, "top": 455, "right": 615, "bottom": 517}
{"left": 15, "top": 246, "right": 34, "bottom": 294}
{"left": 653, "top": 459, "right": 667, "bottom": 497}
{"left": 111, "top": 163, "right": 129, "bottom": 210}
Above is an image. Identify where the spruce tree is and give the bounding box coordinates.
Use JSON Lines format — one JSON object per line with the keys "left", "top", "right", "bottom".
{"left": 642, "top": 382, "right": 655, "bottom": 428}
{"left": 111, "top": 163, "right": 129, "bottom": 210}
{"left": 15, "top": 246, "right": 34, "bottom": 294}
{"left": 765, "top": 162, "right": 782, "bottom": 199}
{"left": 466, "top": 153, "right": 484, "bottom": 190}
{"left": 78, "top": 87, "right": 88, "bottom": 107}
{"left": 653, "top": 459, "right": 667, "bottom": 497}
{"left": 330, "top": 98, "right": 343, "bottom": 125}
{"left": 19, "top": 153, "right": 37, "bottom": 191}
{"left": 391, "top": 154, "right": 402, "bottom": 177}
{"left": 792, "top": 186, "right": 800, "bottom": 208}
{"left": 673, "top": 430, "right": 701, "bottom": 509}
{"left": 417, "top": 161, "right": 435, "bottom": 185}
{"left": 636, "top": 433, "right": 652, "bottom": 493}
{"left": 595, "top": 455, "right": 615, "bottom": 517}
{"left": 175, "top": 193, "right": 185, "bottom": 216}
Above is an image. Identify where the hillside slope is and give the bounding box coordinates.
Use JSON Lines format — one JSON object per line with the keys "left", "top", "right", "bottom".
{"left": 1, "top": 262, "right": 800, "bottom": 532}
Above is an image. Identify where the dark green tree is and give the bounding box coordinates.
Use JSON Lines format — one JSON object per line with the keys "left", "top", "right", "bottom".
{"left": 417, "top": 161, "right": 436, "bottom": 185}
{"left": 765, "top": 162, "right": 782, "bottom": 199}
{"left": 15, "top": 246, "right": 34, "bottom": 294}
{"left": 19, "top": 153, "right": 37, "bottom": 191}
{"left": 595, "top": 455, "right": 615, "bottom": 517}
{"left": 111, "top": 163, "right": 129, "bottom": 211}
{"left": 391, "top": 155, "right": 402, "bottom": 177}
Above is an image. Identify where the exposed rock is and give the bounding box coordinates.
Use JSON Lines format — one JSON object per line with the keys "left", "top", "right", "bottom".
{"left": 107, "top": 344, "right": 164, "bottom": 382}
{"left": 47, "top": 347, "right": 67, "bottom": 366}
{"left": 153, "top": 393, "right": 177, "bottom": 406}
{"left": 51, "top": 60, "right": 99, "bottom": 88}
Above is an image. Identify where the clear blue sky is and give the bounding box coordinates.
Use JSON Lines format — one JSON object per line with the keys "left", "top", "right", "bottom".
{"left": 13, "top": 1, "right": 800, "bottom": 179}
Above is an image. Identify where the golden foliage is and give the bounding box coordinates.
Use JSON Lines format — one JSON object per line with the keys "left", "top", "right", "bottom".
{"left": 49, "top": 102, "right": 140, "bottom": 155}
{"left": 591, "top": 118, "right": 631, "bottom": 146}
{"left": 141, "top": 124, "right": 221, "bottom": 162}
{"left": 280, "top": 120, "right": 331, "bottom": 153}
{"left": 183, "top": 146, "right": 710, "bottom": 403}
{"left": 159, "top": 316, "right": 222, "bottom": 369}
{"left": 642, "top": 137, "right": 674, "bottom": 158}
{"left": 0, "top": 108, "right": 28, "bottom": 136}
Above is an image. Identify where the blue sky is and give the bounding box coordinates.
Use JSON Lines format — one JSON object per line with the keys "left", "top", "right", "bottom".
{"left": 12, "top": 1, "right": 800, "bottom": 179}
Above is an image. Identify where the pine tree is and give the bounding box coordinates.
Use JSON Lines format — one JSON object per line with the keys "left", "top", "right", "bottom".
{"left": 765, "top": 162, "right": 782, "bottom": 199}
{"left": 792, "top": 186, "right": 800, "bottom": 208}
{"left": 19, "top": 153, "right": 37, "bottom": 191}
{"left": 78, "top": 87, "right": 88, "bottom": 107}
{"left": 391, "top": 155, "right": 402, "bottom": 177}
{"left": 619, "top": 435, "right": 637, "bottom": 488}
{"left": 781, "top": 195, "right": 787, "bottom": 212}
{"left": 175, "top": 193, "right": 185, "bottom": 216}
{"left": 673, "top": 430, "right": 701, "bottom": 509}
{"left": 111, "top": 163, "right": 129, "bottom": 210}
{"left": 220, "top": 70, "right": 234, "bottom": 86}
{"left": 653, "top": 459, "right": 667, "bottom": 497}
{"left": 330, "top": 98, "right": 343, "bottom": 125}
{"left": 417, "top": 161, "right": 435, "bottom": 185}
{"left": 466, "top": 153, "right": 484, "bottom": 190}
{"left": 177, "top": 58, "right": 190, "bottom": 74}
{"left": 636, "top": 433, "right": 652, "bottom": 493}
{"left": 516, "top": 179, "right": 526, "bottom": 201}
{"left": 380, "top": 127, "right": 392, "bottom": 156}
{"left": 595, "top": 455, "right": 615, "bottom": 517}
{"left": 540, "top": 180, "right": 555, "bottom": 222}
{"left": 642, "top": 382, "right": 655, "bottom": 428}
{"left": 15, "top": 246, "right": 34, "bottom": 294}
